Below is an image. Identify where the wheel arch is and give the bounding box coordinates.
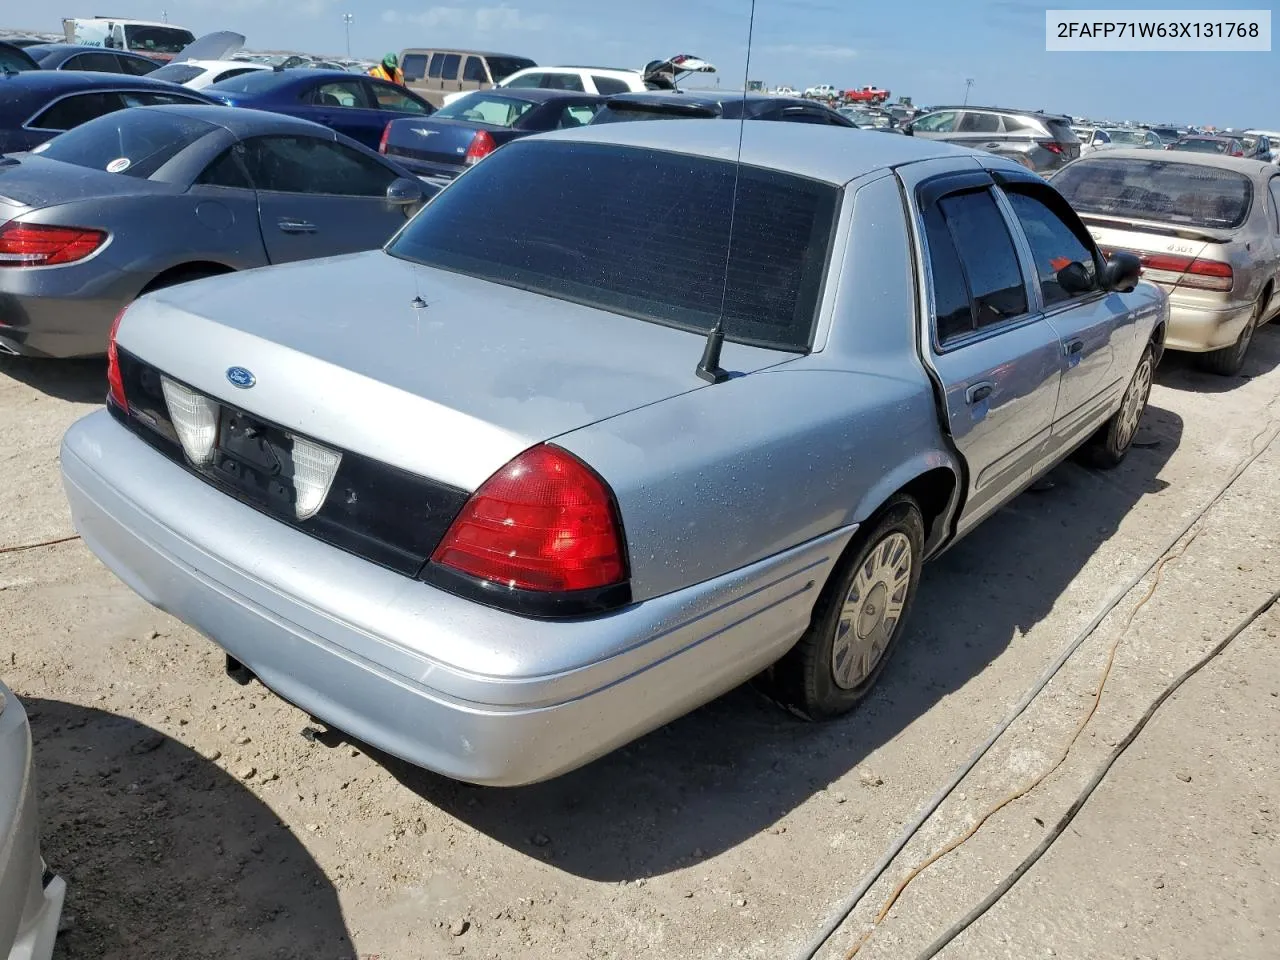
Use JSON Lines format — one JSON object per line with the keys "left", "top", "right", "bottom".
{"left": 138, "top": 260, "right": 237, "bottom": 297}
{"left": 850, "top": 454, "right": 963, "bottom": 560}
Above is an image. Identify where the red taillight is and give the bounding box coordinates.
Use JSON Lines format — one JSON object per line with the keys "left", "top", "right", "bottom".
{"left": 1039, "top": 140, "right": 1064, "bottom": 154}
{"left": 1107, "top": 250, "right": 1234, "bottom": 292}
{"left": 106, "top": 308, "right": 128, "bottom": 412}
{"left": 378, "top": 123, "right": 391, "bottom": 155}
{"left": 0, "top": 222, "right": 107, "bottom": 267}
{"left": 464, "top": 130, "right": 497, "bottom": 166}
{"left": 431, "top": 445, "right": 627, "bottom": 593}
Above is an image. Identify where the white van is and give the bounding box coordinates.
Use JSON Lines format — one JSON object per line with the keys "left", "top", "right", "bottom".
{"left": 62, "top": 18, "right": 196, "bottom": 61}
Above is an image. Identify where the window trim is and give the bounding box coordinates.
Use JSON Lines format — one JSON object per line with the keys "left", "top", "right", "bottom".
{"left": 916, "top": 171, "right": 1039, "bottom": 354}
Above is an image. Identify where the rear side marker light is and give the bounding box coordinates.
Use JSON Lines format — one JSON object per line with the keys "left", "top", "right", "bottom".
{"left": 431, "top": 444, "right": 626, "bottom": 593}
{"left": 289, "top": 435, "right": 342, "bottom": 521}
{"left": 378, "top": 122, "right": 391, "bottom": 154}
{"left": 0, "top": 222, "right": 107, "bottom": 266}
{"left": 107, "top": 308, "right": 128, "bottom": 412}
{"left": 161, "top": 376, "right": 219, "bottom": 466}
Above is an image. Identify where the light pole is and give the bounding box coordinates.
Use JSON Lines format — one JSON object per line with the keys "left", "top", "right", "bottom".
{"left": 963, "top": 78, "right": 974, "bottom": 106}
{"left": 342, "top": 13, "right": 353, "bottom": 59}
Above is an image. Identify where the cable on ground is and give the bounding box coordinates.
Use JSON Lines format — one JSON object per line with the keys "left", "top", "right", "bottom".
{"left": 0, "top": 534, "right": 81, "bottom": 556}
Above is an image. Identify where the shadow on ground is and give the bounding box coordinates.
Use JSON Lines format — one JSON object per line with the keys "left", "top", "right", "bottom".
{"left": 0, "top": 357, "right": 107, "bottom": 405}
{"left": 1156, "top": 322, "right": 1280, "bottom": 394}
{"left": 25, "top": 700, "right": 355, "bottom": 960}
{"left": 365, "top": 406, "right": 1184, "bottom": 881}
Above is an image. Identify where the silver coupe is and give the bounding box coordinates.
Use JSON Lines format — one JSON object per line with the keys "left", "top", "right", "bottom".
{"left": 60, "top": 122, "right": 1167, "bottom": 785}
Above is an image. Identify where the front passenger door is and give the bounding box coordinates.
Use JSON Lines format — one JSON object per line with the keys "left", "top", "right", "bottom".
{"left": 914, "top": 171, "right": 1065, "bottom": 535}
{"left": 299, "top": 79, "right": 385, "bottom": 149}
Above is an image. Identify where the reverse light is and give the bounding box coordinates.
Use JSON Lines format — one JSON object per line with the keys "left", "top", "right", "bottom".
{"left": 289, "top": 435, "right": 342, "bottom": 521}
{"left": 378, "top": 122, "right": 391, "bottom": 154}
{"left": 161, "top": 376, "right": 218, "bottom": 466}
{"left": 0, "top": 222, "right": 107, "bottom": 267}
{"left": 464, "top": 130, "right": 497, "bottom": 166}
{"left": 106, "top": 308, "right": 128, "bottom": 412}
{"left": 431, "top": 445, "right": 627, "bottom": 593}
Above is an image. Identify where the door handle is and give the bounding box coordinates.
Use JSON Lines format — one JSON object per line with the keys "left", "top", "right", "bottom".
{"left": 965, "top": 381, "right": 994, "bottom": 405}
{"left": 277, "top": 219, "right": 317, "bottom": 234}
{"left": 1065, "top": 338, "right": 1084, "bottom": 367}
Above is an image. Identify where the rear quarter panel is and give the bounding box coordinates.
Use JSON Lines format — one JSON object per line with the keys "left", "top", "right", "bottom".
{"left": 556, "top": 172, "right": 959, "bottom": 601}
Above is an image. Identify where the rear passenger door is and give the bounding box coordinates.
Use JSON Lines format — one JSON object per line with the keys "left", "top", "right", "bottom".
{"left": 994, "top": 170, "right": 1130, "bottom": 455}
{"left": 905, "top": 165, "right": 1065, "bottom": 535}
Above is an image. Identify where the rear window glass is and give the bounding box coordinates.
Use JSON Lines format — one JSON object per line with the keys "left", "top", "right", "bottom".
{"left": 1171, "top": 138, "right": 1231, "bottom": 154}
{"left": 149, "top": 63, "right": 204, "bottom": 85}
{"left": 1053, "top": 157, "right": 1253, "bottom": 229}
{"left": 24, "top": 46, "right": 57, "bottom": 64}
{"left": 388, "top": 141, "right": 839, "bottom": 351}
{"left": 1044, "top": 119, "right": 1079, "bottom": 143}
{"left": 434, "top": 95, "right": 535, "bottom": 126}
{"left": 485, "top": 56, "right": 536, "bottom": 82}
{"left": 33, "top": 108, "right": 213, "bottom": 178}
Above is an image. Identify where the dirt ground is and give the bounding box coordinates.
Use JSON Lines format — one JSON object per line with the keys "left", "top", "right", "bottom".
{"left": 2, "top": 327, "right": 1278, "bottom": 960}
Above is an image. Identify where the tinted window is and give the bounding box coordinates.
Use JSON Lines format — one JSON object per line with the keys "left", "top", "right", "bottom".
{"left": 462, "top": 56, "right": 487, "bottom": 82}
{"left": 922, "top": 204, "right": 975, "bottom": 343}
{"left": 402, "top": 53, "right": 428, "bottom": 81}
{"left": 435, "top": 95, "right": 535, "bottom": 126}
{"left": 913, "top": 111, "right": 957, "bottom": 133}
{"left": 551, "top": 103, "right": 600, "bottom": 129}
{"left": 1044, "top": 119, "right": 1079, "bottom": 143}
{"left": 936, "top": 190, "right": 1028, "bottom": 329}
{"left": 207, "top": 71, "right": 294, "bottom": 96}
{"left": 123, "top": 25, "right": 194, "bottom": 54}
{"left": 307, "top": 80, "right": 371, "bottom": 108}
{"left": 34, "top": 108, "right": 213, "bottom": 178}
{"left": 593, "top": 76, "right": 631, "bottom": 96}
{"left": 1053, "top": 157, "right": 1253, "bottom": 229}
{"left": 485, "top": 56, "right": 536, "bottom": 82}
{"left": 149, "top": 63, "right": 204, "bottom": 84}
{"left": 0, "top": 44, "right": 36, "bottom": 72}
{"left": 117, "top": 54, "right": 158, "bottom": 76}
{"left": 541, "top": 73, "right": 585, "bottom": 91}
{"left": 440, "top": 53, "right": 461, "bottom": 81}
{"left": 388, "top": 141, "right": 839, "bottom": 351}
{"left": 502, "top": 72, "right": 542, "bottom": 89}
{"left": 370, "top": 82, "right": 431, "bottom": 113}
{"left": 957, "top": 111, "right": 1000, "bottom": 133}
{"left": 120, "top": 91, "right": 207, "bottom": 108}
{"left": 243, "top": 136, "right": 396, "bottom": 196}
{"left": 25, "top": 47, "right": 58, "bottom": 65}
{"left": 779, "top": 108, "right": 833, "bottom": 125}
{"left": 30, "top": 92, "right": 124, "bottom": 131}
{"left": 64, "top": 51, "right": 122, "bottom": 72}
{"left": 427, "top": 53, "right": 446, "bottom": 79}
{"left": 197, "top": 145, "right": 253, "bottom": 188}
{"left": 1005, "top": 190, "right": 1097, "bottom": 306}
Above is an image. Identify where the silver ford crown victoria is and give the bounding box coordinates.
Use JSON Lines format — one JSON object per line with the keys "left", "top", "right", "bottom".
{"left": 60, "top": 122, "right": 1166, "bottom": 785}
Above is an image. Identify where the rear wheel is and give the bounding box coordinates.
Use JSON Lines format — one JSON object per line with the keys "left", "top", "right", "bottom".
{"left": 1198, "top": 293, "right": 1265, "bottom": 376}
{"left": 761, "top": 496, "right": 924, "bottom": 720}
{"left": 1086, "top": 345, "right": 1153, "bottom": 469}
{"left": 139, "top": 265, "right": 229, "bottom": 296}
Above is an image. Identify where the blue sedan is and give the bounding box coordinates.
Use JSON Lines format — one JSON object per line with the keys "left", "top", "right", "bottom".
{"left": 204, "top": 68, "right": 436, "bottom": 150}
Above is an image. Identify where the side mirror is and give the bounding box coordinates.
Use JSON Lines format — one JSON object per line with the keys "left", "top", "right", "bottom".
{"left": 1101, "top": 251, "right": 1141, "bottom": 293}
{"left": 386, "top": 177, "right": 424, "bottom": 206}
{"left": 901, "top": 121, "right": 914, "bottom": 136}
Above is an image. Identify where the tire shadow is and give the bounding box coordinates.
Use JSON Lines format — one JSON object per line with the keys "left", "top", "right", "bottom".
{"left": 23, "top": 699, "right": 355, "bottom": 960}
{"left": 1155, "top": 321, "right": 1280, "bottom": 394}
{"left": 368, "top": 406, "right": 1183, "bottom": 881}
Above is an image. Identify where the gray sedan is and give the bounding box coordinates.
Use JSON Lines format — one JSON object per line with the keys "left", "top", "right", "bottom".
{"left": 60, "top": 122, "right": 1165, "bottom": 785}
{"left": 0, "top": 104, "right": 433, "bottom": 358}
{"left": 0, "top": 680, "right": 65, "bottom": 960}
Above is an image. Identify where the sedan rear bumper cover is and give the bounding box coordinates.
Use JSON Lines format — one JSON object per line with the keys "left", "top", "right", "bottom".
{"left": 1164, "top": 295, "right": 1254, "bottom": 352}
{"left": 61, "top": 410, "right": 850, "bottom": 785}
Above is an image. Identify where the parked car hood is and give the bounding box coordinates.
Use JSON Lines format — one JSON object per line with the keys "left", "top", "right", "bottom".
{"left": 122, "top": 250, "right": 794, "bottom": 490}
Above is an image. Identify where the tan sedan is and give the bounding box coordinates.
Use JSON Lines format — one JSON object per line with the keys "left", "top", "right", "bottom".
{"left": 1051, "top": 148, "right": 1280, "bottom": 374}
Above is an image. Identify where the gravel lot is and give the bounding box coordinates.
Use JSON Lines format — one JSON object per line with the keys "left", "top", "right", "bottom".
{"left": 2, "top": 327, "right": 1278, "bottom": 960}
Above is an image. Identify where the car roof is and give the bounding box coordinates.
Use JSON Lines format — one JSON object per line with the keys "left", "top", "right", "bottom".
{"left": 0, "top": 70, "right": 174, "bottom": 92}
{"left": 26, "top": 42, "right": 154, "bottom": 58}
{"left": 1073, "top": 147, "right": 1274, "bottom": 180}
{"left": 534, "top": 118, "right": 983, "bottom": 185}
{"left": 923, "top": 104, "right": 1070, "bottom": 120}
{"left": 140, "top": 103, "right": 337, "bottom": 136}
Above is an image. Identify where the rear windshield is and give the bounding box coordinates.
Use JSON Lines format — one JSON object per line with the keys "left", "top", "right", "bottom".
{"left": 148, "top": 63, "right": 204, "bottom": 85}
{"left": 434, "top": 95, "right": 535, "bottom": 126}
{"left": 1171, "top": 138, "right": 1231, "bottom": 154}
{"left": 484, "top": 56, "right": 536, "bottom": 82}
{"left": 591, "top": 101, "right": 720, "bottom": 124}
{"left": 31, "top": 107, "right": 214, "bottom": 178}
{"left": 25, "top": 46, "right": 57, "bottom": 65}
{"left": 124, "top": 25, "right": 194, "bottom": 54}
{"left": 1043, "top": 119, "right": 1079, "bottom": 143}
{"left": 1107, "top": 130, "right": 1149, "bottom": 145}
{"left": 1052, "top": 157, "right": 1253, "bottom": 229}
{"left": 388, "top": 141, "right": 839, "bottom": 351}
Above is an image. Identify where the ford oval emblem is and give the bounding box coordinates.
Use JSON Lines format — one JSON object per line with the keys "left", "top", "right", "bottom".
{"left": 226, "top": 366, "right": 256, "bottom": 389}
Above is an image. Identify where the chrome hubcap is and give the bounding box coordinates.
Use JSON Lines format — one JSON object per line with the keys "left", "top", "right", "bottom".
{"left": 832, "top": 532, "right": 912, "bottom": 690}
{"left": 1116, "top": 355, "right": 1152, "bottom": 450}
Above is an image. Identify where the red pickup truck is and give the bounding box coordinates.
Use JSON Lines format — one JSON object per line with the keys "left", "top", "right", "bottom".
{"left": 843, "top": 85, "right": 890, "bottom": 104}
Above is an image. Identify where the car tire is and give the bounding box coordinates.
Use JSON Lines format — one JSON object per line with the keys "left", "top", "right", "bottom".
{"left": 1197, "top": 293, "right": 1264, "bottom": 377}
{"left": 761, "top": 495, "right": 925, "bottom": 721}
{"left": 1086, "top": 344, "right": 1154, "bottom": 469}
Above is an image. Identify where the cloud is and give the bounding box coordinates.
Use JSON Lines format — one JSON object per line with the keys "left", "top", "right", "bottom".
{"left": 759, "top": 43, "right": 858, "bottom": 60}
{"left": 381, "top": 5, "right": 548, "bottom": 33}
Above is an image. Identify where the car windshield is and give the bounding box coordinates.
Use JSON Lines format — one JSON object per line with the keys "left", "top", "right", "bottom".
{"left": 1106, "top": 130, "right": 1149, "bottom": 145}
{"left": 1171, "top": 138, "right": 1230, "bottom": 154}
{"left": 387, "top": 141, "right": 839, "bottom": 352}
{"left": 1053, "top": 157, "right": 1252, "bottom": 229}
{"left": 484, "top": 56, "right": 536, "bottom": 82}
{"left": 148, "top": 63, "right": 204, "bottom": 85}
{"left": 434, "top": 94, "right": 535, "bottom": 126}
{"left": 31, "top": 108, "right": 214, "bottom": 179}
{"left": 207, "top": 70, "right": 291, "bottom": 95}
{"left": 124, "top": 25, "right": 195, "bottom": 54}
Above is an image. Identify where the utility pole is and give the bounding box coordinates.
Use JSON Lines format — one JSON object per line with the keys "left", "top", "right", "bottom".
{"left": 963, "top": 77, "right": 974, "bottom": 106}
{"left": 160, "top": 9, "right": 167, "bottom": 23}
{"left": 342, "top": 12, "right": 353, "bottom": 58}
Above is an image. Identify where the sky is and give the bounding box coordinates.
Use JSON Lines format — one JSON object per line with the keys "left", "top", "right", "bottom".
{"left": 6, "top": 1, "right": 1274, "bottom": 128}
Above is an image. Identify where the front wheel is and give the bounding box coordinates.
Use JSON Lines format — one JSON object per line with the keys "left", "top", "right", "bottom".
{"left": 1086, "top": 344, "right": 1153, "bottom": 469}
{"left": 760, "top": 496, "right": 925, "bottom": 721}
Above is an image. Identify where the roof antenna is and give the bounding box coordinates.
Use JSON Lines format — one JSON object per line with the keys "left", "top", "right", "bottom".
{"left": 696, "top": 0, "right": 756, "bottom": 385}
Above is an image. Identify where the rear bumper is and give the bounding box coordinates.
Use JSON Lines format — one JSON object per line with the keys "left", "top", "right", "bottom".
{"left": 0, "top": 265, "right": 131, "bottom": 359}
{"left": 0, "top": 685, "right": 65, "bottom": 960}
{"left": 60, "top": 410, "right": 848, "bottom": 785}
{"left": 1165, "top": 296, "right": 1254, "bottom": 352}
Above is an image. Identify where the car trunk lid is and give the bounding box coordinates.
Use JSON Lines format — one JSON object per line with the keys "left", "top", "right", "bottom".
{"left": 0, "top": 155, "right": 169, "bottom": 212}
{"left": 115, "top": 249, "right": 792, "bottom": 494}
{"left": 1082, "top": 215, "right": 1234, "bottom": 294}
{"left": 381, "top": 117, "right": 514, "bottom": 173}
